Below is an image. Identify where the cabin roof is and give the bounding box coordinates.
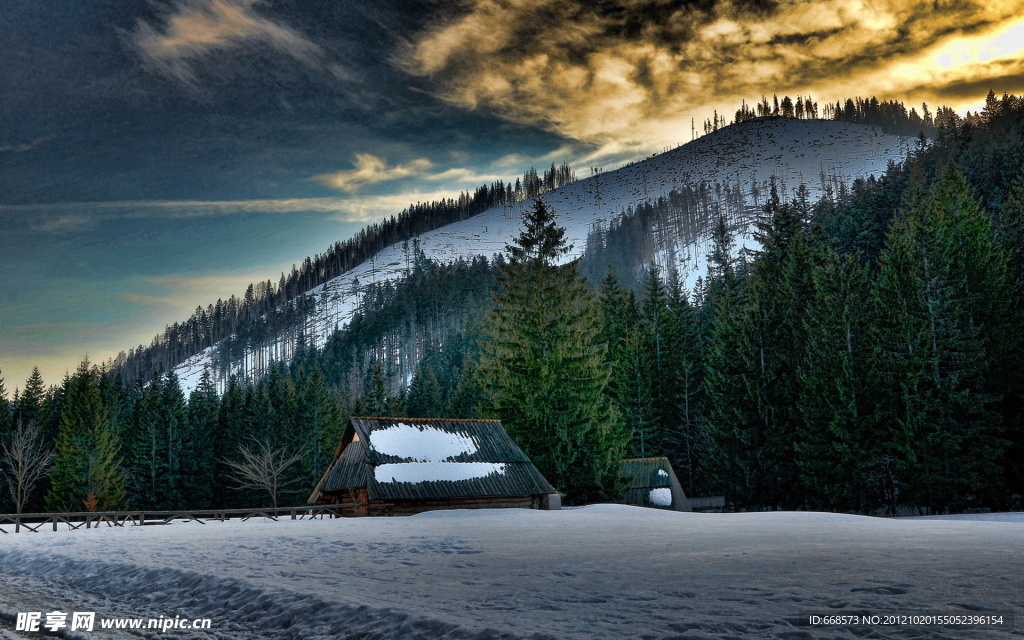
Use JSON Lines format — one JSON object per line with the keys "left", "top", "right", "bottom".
{"left": 621, "top": 457, "right": 677, "bottom": 489}
{"left": 314, "top": 417, "right": 555, "bottom": 502}
{"left": 620, "top": 457, "right": 691, "bottom": 512}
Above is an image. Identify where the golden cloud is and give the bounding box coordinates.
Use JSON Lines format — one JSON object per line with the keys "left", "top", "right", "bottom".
{"left": 313, "top": 154, "right": 435, "bottom": 192}
{"left": 131, "top": 0, "right": 322, "bottom": 84}
{"left": 401, "top": 0, "right": 1024, "bottom": 154}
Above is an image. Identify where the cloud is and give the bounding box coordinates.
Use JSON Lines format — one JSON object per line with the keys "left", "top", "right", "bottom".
{"left": 122, "top": 270, "right": 276, "bottom": 316}
{"left": 29, "top": 214, "right": 96, "bottom": 234}
{"left": 131, "top": 0, "right": 323, "bottom": 84}
{"left": 400, "top": 0, "right": 1024, "bottom": 152}
{"left": 313, "top": 154, "right": 521, "bottom": 193}
{"left": 313, "top": 154, "right": 435, "bottom": 192}
{"left": 319, "top": 189, "right": 473, "bottom": 222}
{"left": 1, "top": 191, "right": 477, "bottom": 233}
{"left": 0, "top": 136, "right": 54, "bottom": 154}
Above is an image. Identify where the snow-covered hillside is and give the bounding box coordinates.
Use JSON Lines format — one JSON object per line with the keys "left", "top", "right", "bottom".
{"left": 0, "top": 506, "right": 1020, "bottom": 639}
{"left": 173, "top": 119, "right": 912, "bottom": 394}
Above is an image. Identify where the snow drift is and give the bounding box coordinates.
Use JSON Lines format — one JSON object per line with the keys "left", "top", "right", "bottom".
{"left": 1, "top": 506, "right": 1020, "bottom": 639}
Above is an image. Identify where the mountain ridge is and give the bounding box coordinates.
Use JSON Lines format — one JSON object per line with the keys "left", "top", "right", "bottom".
{"left": 168, "top": 117, "right": 913, "bottom": 395}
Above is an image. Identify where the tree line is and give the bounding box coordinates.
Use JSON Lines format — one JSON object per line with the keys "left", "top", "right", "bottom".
{"left": 4, "top": 93, "right": 1024, "bottom": 513}
{"left": 110, "top": 163, "right": 576, "bottom": 386}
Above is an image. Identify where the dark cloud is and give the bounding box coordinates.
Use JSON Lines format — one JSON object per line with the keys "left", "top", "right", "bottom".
{"left": 401, "top": 0, "right": 1024, "bottom": 151}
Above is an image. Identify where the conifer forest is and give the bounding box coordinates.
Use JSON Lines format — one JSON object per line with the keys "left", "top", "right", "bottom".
{"left": 3, "top": 94, "right": 1024, "bottom": 514}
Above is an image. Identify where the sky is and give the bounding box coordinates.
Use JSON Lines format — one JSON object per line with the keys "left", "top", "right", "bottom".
{"left": 3, "top": 0, "right": 1024, "bottom": 391}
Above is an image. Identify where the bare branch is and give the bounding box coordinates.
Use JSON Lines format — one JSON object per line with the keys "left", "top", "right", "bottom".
{"left": 1, "top": 419, "right": 54, "bottom": 516}
{"left": 223, "top": 440, "right": 306, "bottom": 508}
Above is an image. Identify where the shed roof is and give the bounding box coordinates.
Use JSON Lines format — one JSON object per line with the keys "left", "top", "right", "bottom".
{"left": 621, "top": 457, "right": 677, "bottom": 489}
{"left": 312, "top": 417, "right": 555, "bottom": 502}
{"left": 620, "top": 457, "right": 691, "bottom": 512}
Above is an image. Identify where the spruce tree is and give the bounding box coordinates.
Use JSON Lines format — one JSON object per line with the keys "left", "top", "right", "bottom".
{"left": 479, "top": 199, "right": 624, "bottom": 503}
{"left": 0, "top": 366, "right": 10, "bottom": 444}
{"left": 0, "top": 367, "right": 11, "bottom": 512}
{"left": 359, "top": 362, "right": 390, "bottom": 416}
{"left": 159, "top": 372, "right": 188, "bottom": 509}
{"left": 406, "top": 365, "right": 444, "bottom": 418}
{"left": 706, "top": 191, "right": 812, "bottom": 509}
{"left": 124, "top": 374, "right": 165, "bottom": 509}
{"left": 994, "top": 176, "right": 1024, "bottom": 502}
{"left": 640, "top": 266, "right": 673, "bottom": 457}
{"left": 215, "top": 376, "right": 248, "bottom": 507}
{"left": 795, "top": 244, "right": 874, "bottom": 510}
{"left": 14, "top": 367, "right": 46, "bottom": 431}
{"left": 293, "top": 362, "right": 344, "bottom": 496}
{"left": 872, "top": 164, "right": 1013, "bottom": 512}
{"left": 598, "top": 268, "right": 646, "bottom": 461}
{"left": 184, "top": 370, "right": 219, "bottom": 509}
{"left": 46, "top": 359, "right": 125, "bottom": 512}
{"left": 703, "top": 231, "right": 759, "bottom": 506}
{"left": 664, "top": 267, "right": 706, "bottom": 495}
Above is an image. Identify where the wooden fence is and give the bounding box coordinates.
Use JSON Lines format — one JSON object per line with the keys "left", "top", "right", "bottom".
{"left": 0, "top": 503, "right": 358, "bottom": 534}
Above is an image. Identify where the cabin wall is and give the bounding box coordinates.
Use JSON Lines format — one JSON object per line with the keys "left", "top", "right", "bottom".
{"left": 318, "top": 492, "right": 541, "bottom": 515}
{"left": 376, "top": 495, "right": 539, "bottom": 516}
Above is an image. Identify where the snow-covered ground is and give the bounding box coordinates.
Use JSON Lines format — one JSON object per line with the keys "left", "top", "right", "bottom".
{"left": 172, "top": 119, "right": 912, "bottom": 395}
{"left": 1, "top": 506, "right": 1020, "bottom": 639}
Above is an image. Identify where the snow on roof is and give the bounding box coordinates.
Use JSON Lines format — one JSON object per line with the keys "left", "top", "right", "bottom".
{"left": 314, "top": 418, "right": 556, "bottom": 501}
{"left": 374, "top": 462, "right": 507, "bottom": 484}
{"left": 368, "top": 422, "right": 478, "bottom": 462}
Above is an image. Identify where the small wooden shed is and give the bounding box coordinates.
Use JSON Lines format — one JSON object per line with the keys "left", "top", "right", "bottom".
{"left": 620, "top": 457, "right": 692, "bottom": 512}
{"left": 309, "top": 417, "right": 559, "bottom": 515}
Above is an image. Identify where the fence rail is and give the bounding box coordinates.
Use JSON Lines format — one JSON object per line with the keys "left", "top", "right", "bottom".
{"left": 0, "top": 504, "right": 358, "bottom": 534}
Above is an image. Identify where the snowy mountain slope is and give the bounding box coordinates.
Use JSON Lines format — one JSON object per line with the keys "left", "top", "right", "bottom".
{"left": 0, "top": 506, "right": 1020, "bottom": 639}
{"left": 173, "top": 118, "right": 913, "bottom": 394}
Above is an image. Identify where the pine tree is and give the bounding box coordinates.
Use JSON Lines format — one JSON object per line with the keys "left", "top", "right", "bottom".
{"left": 13, "top": 367, "right": 46, "bottom": 437}
{"left": 215, "top": 376, "right": 248, "bottom": 507}
{"left": 293, "top": 362, "right": 345, "bottom": 497}
{"left": 359, "top": 362, "right": 390, "bottom": 416}
{"left": 663, "top": 268, "right": 706, "bottom": 495}
{"left": 640, "top": 266, "right": 673, "bottom": 456}
{"left": 871, "top": 164, "right": 1013, "bottom": 512}
{"left": 795, "top": 244, "right": 874, "bottom": 510}
{"left": 703, "top": 238, "right": 759, "bottom": 506}
{"left": 598, "top": 268, "right": 645, "bottom": 460}
{"left": 183, "top": 370, "right": 219, "bottom": 509}
{"left": 157, "top": 373, "right": 189, "bottom": 508}
{"left": 406, "top": 365, "right": 443, "bottom": 418}
{"left": 46, "top": 359, "right": 125, "bottom": 512}
{"left": 0, "top": 366, "right": 11, "bottom": 444}
{"left": 994, "top": 175, "right": 1024, "bottom": 299}
{"left": 479, "top": 200, "right": 624, "bottom": 503}
{"left": 124, "top": 374, "right": 165, "bottom": 509}
{"left": 994, "top": 176, "right": 1024, "bottom": 501}
{"left": 449, "top": 359, "right": 486, "bottom": 418}
{"left": 0, "top": 367, "right": 12, "bottom": 512}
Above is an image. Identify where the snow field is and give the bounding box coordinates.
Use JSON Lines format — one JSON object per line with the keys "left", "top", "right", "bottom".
{"left": 1, "top": 506, "right": 1021, "bottom": 639}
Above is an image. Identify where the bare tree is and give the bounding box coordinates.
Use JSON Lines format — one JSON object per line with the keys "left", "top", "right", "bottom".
{"left": 1, "top": 419, "right": 54, "bottom": 530}
{"left": 223, "top": 440, "right": 307, "bottom": 508}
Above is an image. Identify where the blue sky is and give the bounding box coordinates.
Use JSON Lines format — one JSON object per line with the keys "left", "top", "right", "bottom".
{"left": 3, "top": 0, "right": 1024, "bottom": 390}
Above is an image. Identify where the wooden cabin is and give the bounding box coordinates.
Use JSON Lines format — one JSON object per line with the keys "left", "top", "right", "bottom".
{"left": 620, "top": 457, "right": 692, "bottom": 512}
{"left": 309, "top": 417, "right": 559, "bottom": 515}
